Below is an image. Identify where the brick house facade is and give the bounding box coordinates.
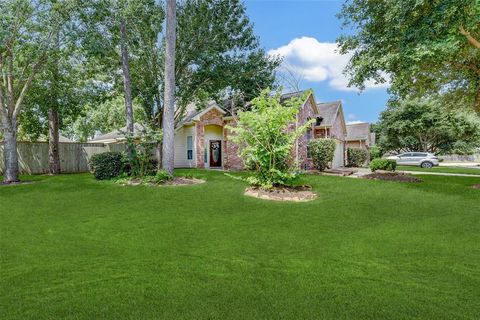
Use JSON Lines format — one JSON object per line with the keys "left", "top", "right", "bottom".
{"left": 173, "top": 91, "right": 348, "bottom": 170}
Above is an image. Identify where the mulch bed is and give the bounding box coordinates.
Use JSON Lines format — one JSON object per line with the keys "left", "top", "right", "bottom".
{"left": 363, "top": 172, "right": 422, "bottom": 183}
{"left": 164, "top": 177, "right": 205, "bottom": 186}
{"left": 126, "top": 177, "right": 205, "bottom": 187}
{"left": 244, "top": 185, "right": 317, "bottom": 202}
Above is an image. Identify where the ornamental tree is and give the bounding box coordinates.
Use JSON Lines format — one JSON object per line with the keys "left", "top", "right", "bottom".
{"left": 227, "top": 89, "right": 314, "bottom": 189}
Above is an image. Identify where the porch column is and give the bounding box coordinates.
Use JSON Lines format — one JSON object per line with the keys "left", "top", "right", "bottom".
{"left": 196, "top": 123, "right": 205, "bottom": 168}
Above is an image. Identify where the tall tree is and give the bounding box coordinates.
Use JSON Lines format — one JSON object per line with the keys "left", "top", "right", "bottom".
{"left": 0, "top": 0, "right": 74, "bottom": 183}
{"left": 162, "top": 0, "right": 176, "bottom": 175}
{"left": 376, "top": 97, "right": 480, "bottom": 154}
{"left": 338, "top": 0, "right": 480, "bottom": 111}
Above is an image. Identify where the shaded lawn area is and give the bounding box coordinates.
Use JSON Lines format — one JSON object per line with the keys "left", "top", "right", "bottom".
{"left": 397, "top": 165, "right": 480, "bottom": 175}
{"left": 1, "top": 170, "right": 479, "bottom": 319}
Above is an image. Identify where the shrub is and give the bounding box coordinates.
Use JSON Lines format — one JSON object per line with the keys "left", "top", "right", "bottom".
{"left": 369, "top": 158, "right": 396, "bottom": 172}
{"left": 347, "top": 148, "right": 368, "bottom": 167}
{"left": 125, "top": 127, "right": 162, "bottom": 177}
{"left": 89, "top": 152, "right": 126, "bottom": 180}
{"left": 309, "top": 139, "right": 336, "bottom": 171}
{"left": 153, "top": 169, "right": 172, "bottom": 183}
{"left": 226, "top": 89, "right": 314, "bottom": 189}
{"left": 369, "top": 145, "right": 383, "bottom": 160}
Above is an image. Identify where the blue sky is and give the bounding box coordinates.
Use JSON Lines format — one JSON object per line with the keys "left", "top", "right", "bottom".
{"left": 244, "top": 0, "right": 390, "bottom": 123}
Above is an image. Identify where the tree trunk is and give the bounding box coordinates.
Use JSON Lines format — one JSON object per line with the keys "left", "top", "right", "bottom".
{"left": 2, "top": 119, "right": 19, "bottom": 184}
{"left": 48, "top": 108, "right": 61, "bottom": 174}
{"left": 475, "top": 85, "right": 480, "bottom": 113}
{"left": 162, "top": 0, "right": 176, "bottom": 175}
{"left": 120, "top": 19, "right": 134, "bottom": 135}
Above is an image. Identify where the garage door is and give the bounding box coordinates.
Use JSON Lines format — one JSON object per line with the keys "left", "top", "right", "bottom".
{"left": 332, "top": 140, "right": 344, "bottom": 168}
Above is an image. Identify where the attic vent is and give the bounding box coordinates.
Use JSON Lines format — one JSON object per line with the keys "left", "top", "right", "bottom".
{"left": 316, "top": 117, "right": 323, "bottom": 126}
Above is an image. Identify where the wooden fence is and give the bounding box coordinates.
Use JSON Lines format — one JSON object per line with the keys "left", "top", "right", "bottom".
{"left": 0, "top": 142, "right": 127, "bottom": 174}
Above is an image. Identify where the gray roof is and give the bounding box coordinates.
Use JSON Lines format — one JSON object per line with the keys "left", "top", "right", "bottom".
{"left": 89, "top": 123, "right": 146, "bottom": 142}
{"left": 316, "top": 101, "right": 341, "bottom": 126}
{"left": 346, "top": 122, "right": 370, "bottom": 141}
{"left": 280, "top": 90, "right": 310, "bottom": 103}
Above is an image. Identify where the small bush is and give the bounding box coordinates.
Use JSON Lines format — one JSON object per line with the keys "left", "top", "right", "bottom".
{"left": 89, "top": 152, "right": 126, "bottom": 180}
{"left": 153, "top": 169, "right": 172, "bottom": 183}
{"left": 369, "top": 158, "right": 396, "bottom": 172}
{"left": 309, "top": 139, "right": 336, "bottom": 171}
{"left": 369, "top": 146, "right": 383, "bottom": 160}
{"left": 347, "top": 148, "right": 368, "bottom": 167}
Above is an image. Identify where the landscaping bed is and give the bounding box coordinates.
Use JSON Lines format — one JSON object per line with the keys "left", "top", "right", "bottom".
{"left": 363, "top": 171, "right": 422, "bottom": 183}
{"left": 122, "top": 176, "right": 205, "bottom": 186}
{"left": 244, "top": 185, "right": 317, "bottom": 202}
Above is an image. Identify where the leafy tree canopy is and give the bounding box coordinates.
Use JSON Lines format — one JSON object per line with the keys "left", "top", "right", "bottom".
{"left": 338, "top": 0, "right": 480, "bottom": 111}
{"left": 376, "top": 96, "right": 480, "bottom": 155}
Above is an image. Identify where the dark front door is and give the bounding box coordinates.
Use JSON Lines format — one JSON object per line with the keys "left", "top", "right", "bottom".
{"left": 209, "top": 140, "right": 222, "bottom": 167}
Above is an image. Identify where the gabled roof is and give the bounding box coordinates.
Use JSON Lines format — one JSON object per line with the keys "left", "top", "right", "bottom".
{"left": 280, "top": 90, "right": 318, "bottom": 113}
{"left": 176, "top": 102, "right": 226, "bottom": 129}
{"left": 89, "top": 123, "right": 146, "bottom": 143}
{"left": 316, "top": 101, "right": 342, "bottom": 127}
{"left": 346, "top": 122, "right": 371, "bottom": 141}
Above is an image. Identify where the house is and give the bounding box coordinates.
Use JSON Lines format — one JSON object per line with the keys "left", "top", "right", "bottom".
{"left": 89, "top": 91, "right": 349, "bottom": 170}
{"left": 345, "top": 122, "right": 375, "bottom": 150}
{"left": 88, "top": 123, "right": 146, "bottom": 144}
{"left": 174, "top": 91, "right": 348, "bottom": 170}
{"left": 312, "top": 101, "right": 347, "bottom": 168}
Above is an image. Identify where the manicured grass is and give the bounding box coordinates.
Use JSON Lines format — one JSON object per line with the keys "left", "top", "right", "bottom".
{"left": 397, "top": 165, "right": 480, "bottom": 175}
{"left": 1, "top": 170, "right": 479, "bottom": 319}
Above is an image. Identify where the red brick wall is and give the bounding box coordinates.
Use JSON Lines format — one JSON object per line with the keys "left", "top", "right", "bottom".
{"left": 223, "top": 118, "right": 244, "bottom": 170}
{"left": 296, "top": 97, "right": 317, "bottom": 170}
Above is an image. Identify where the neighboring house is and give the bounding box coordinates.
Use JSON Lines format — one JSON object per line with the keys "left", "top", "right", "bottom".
{"left": 91, "top": 91, "right": 349, "bottom": 170}
{"left": 88, "top": 123, "right": 146, "bottom": 144}
{"left": 346, "top": 122, "right": 375, "bottom": 150}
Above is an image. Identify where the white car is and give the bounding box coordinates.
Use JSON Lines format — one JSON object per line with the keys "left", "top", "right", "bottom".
{"left": 387, "top": 152, "right": 440, "bottom": 168}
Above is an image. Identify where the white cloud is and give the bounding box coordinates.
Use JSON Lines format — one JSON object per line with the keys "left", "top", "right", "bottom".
{"left": 347, "top": 120, "right": 365, "bottom": 125}
{"left": 268, "top": 37, "right": 389, "bottom": 92}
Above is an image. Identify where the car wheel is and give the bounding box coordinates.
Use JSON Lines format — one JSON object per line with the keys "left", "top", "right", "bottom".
{"left": 421, "top": 161, "right": 433, "bottom": 169}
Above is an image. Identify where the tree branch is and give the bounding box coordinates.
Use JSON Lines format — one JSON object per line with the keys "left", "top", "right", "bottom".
{"left": 459, "top": 25, "right": 480, "bottom": 50}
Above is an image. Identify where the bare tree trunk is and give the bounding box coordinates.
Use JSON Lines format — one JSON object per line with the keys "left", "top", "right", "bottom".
{"left": 475, "top": 85, "right": 480, "bottom": 113}
{"left": 48, "top": 108, "right": 61, "bottom": 174}
{"left": 162, "top": 0, "right": 176, "bottom": 175}
{"left": 120, "top": 19, "right": 134, "bottom": 135}
{"left": 2, "top": 120, "right": 19, "bottom": 184}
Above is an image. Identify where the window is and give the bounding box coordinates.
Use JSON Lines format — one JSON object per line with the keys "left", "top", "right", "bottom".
{"left": 306, "top": 128, "right": 312, "bottom": 158}
{"left": 187, "top": 136, "right": 193, "bottom": 160}
{"left": 204, "top": 146, "right": 208, "bottom": 163}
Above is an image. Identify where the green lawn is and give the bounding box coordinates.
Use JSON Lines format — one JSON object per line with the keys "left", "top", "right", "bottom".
{"left": 1, "top": 170, "right": 479, "bottom": 319}
{"left": 397, "top": 165, "right": 480, "bottom": 175}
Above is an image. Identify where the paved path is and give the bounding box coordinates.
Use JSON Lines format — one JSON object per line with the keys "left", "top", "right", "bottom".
{"left": 349, "top": 168, "right": 480, "bottom": 178}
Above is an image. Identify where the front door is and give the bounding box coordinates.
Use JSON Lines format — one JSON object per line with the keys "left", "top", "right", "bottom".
{"left": 209, "top": 140, "right": 222, "bottom": 167}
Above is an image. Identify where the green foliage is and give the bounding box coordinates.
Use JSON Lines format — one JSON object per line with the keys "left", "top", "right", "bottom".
{"left": 347, "top": 148, "right": 368, "bottom": 167}
{"left": 369, "top": 159, "right": 397, "bottom": 172}
{"left": 89, "top": 152, "right": 127, "bottom": 180}
{"left": 68, "top": 96, "right": 147, "bottom": 142}
{"left": 226, "top": 89, "right": 314, "bottom": 189}
{"left": 369, "top": 145, "right": 383, "bottom": 160}
{"left": 308, "top": 139, "right": 336, "bottom": 172}
{"left": 338, "top": 0, "right": 480, "bottom": 111}
{"left": 376, "top": 97, "right": 480, "bottom": 154}
{"left": 125, "top": 127, "right": 163, "bottom": 178}
{"left": 152, "top": 169, "right": 172, "bottom": 183}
